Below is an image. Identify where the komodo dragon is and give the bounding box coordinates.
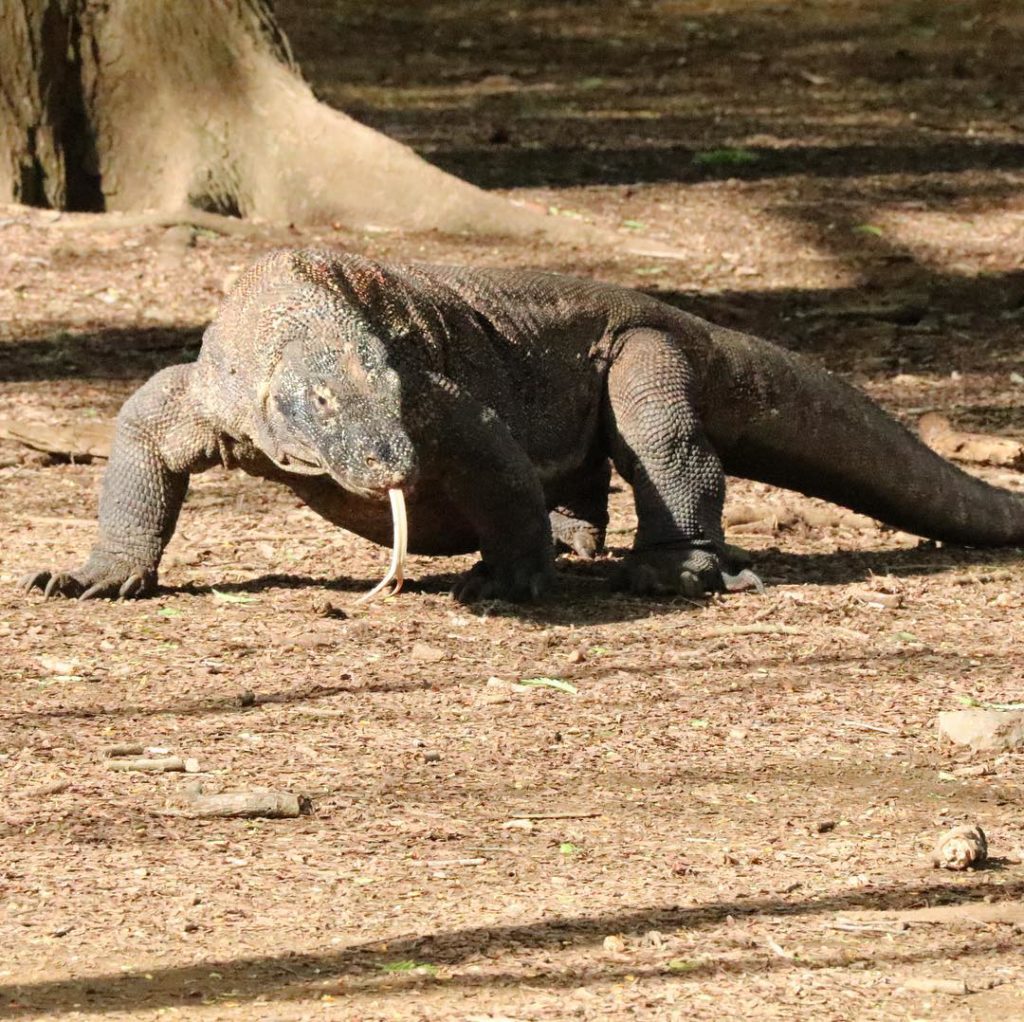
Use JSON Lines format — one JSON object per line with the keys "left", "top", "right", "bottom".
{"left": 22, "top": 248, "right": 1024, "bottom": 604}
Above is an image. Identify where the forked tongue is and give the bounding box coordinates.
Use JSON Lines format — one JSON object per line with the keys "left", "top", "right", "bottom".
{"left": 357, "top": 488, "right": 408, "bottom": 603}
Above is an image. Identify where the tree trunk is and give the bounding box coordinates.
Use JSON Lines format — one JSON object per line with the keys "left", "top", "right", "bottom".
{"left": 0, "top": 0, "right": 609, "bottom": 242}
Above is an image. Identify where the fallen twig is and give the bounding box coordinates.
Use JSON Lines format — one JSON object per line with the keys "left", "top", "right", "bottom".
{"left": 23, "top": 780, "right": 70, "bottom": 798}
{"left": 839, "top": 720, "right": 901, "bottom": 735}
{"left": 107, "top": 756, "right": 185, "bottom": 772}
{"left": 104, "top": 743, "right": 145, "bottom": 758}
{"left": 494, "top": 810, "right": 601, "bottom": 821}
{"left": 827, "top": 918, "right": 907, "bottom": 935}
{"left": 418, "top": 857, "right": 487, "bottom": 868}
{"left": 700, "top": 624, "right": 806, "bottom": 638}
{"left": 189, "top": 791, "right": 310, "bottom": 818}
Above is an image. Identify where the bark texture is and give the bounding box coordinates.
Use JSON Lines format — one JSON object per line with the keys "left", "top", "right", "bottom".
{"left": 0, "top": 0, "right": 596, "bottom": 239}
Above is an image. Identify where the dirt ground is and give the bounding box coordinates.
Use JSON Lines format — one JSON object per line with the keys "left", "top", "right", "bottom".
{"left": 3, "top": 1, "right": 1024, "bottom": 1019}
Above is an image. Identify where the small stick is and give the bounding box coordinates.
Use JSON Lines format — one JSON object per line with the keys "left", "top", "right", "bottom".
{"left": 700, "top": 624, "right": 806, "bottom": 638}
{"left": 104, "top": 743, "right": 146, "bottom": 758}
{"left": 419, "top": 857, "right": 487, "bottom": 868}
{"left": 827, "top": 919, "right": 907, "bottom": 934}
{"left": 492, "top": 811, "right": 601, "bottom": 821}
{"left": 839, "top": 720, "right": 901, "bottom": 735}
{"left": 189, "top": 791, "right": 309, "bottom": 818}
{"left": 951, "top": 763, "right": 995, "bottom": 778}
{"left": 107, "top": 756, "right": 185, "bottom": 772}
{"left": 23, "top": 780, "right": 70, "bottom": 798}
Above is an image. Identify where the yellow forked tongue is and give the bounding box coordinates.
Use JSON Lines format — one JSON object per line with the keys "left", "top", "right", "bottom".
{"left": 357, "top": 488, "right": 408, "bottom": 603}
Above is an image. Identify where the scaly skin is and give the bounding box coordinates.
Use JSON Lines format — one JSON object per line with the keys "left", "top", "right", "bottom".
{"left": 22, "top": 248, "right": 1024, "bottom": 603}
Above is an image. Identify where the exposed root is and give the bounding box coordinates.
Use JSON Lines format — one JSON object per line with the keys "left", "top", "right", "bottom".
{"left": 48, "top": 207, "right": 275, "bottom": 237}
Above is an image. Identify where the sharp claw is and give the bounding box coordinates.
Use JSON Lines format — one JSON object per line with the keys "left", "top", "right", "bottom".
{"left": 21, "top": 571, "right": 44, "bottom": 594}
{"left": 119, "top": 575, "right": 142, "bottom": 599}
{"left": 572, "top": 536, "right": 597, "bottom": 560}
{"left": 722, "top": 568, "right": 765, "bottom": 594}
{"left": 43, "top": 575, "right": 61, "bottom": 599}
{"left": 79, "top": 582, "right": 105, "bottom": 601}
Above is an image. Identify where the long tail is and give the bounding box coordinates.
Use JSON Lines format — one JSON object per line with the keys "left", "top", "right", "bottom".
{"left": 701, "top": 324, "right": 1024, "bottom": 546}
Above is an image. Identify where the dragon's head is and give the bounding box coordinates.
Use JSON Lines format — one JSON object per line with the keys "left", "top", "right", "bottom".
{"left": 258, "top": 320, "right": 418, "bottom": 498}
{"left": 202, "top": 249, "right": 420, "bottom": 499}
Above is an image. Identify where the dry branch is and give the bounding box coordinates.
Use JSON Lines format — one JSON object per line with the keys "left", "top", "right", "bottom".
{"left": 103, "top": 743, "right": 145, "bottom": 757}
{"left": 0, "top": 420, "right": 113, "bottom": 460}
{"left": 919, "top": 413, "right": 1024, "bottom": 469}
{"left": 189, "top": 791, "right": 309, "bottom": 818}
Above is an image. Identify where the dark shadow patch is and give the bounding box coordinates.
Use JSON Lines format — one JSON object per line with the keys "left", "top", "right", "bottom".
{"left": 4, "top": 878, "right": 1023, "bottom": 1015}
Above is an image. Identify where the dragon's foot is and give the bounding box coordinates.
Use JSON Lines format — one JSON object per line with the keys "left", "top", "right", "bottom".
{"left": 612, "top": 544, "right": 763, "bottom": 598}
{"left": 22, "top": 558, "right": 157, "bottom": 600}
{"left": 549, "top": 510, "right": 605, "bottom": 560}
{"left": 452, "top": 558, "right": 552, "bottom": 603}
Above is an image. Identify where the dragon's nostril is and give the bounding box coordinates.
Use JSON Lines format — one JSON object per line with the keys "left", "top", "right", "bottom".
{"left": 365, "top": 455, "right": 379, "bottom": 468}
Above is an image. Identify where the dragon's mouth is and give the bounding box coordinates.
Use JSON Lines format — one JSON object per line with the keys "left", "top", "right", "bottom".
{"left": 272, "top": 445, "right": 326, "bottom": 475}
{"left": 356, "top": 488, "right": 408, "bottom": 603}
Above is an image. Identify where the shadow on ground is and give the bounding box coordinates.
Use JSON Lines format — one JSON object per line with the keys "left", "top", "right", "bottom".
{"left": 5, "top": 878, "right": 1022, "bottom": 1015}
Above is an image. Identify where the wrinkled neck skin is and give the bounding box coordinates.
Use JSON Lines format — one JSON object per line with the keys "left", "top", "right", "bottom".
{"left": 195, "top": 281, "right": 420, "bottom": 498}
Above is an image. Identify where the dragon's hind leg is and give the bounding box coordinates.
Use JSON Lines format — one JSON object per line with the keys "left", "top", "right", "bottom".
{"left": 605, "top": 328, "right": 763, "bottom": 597}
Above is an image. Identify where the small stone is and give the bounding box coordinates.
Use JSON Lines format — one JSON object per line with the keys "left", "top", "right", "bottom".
{"left": 501, "top": 818, "right": 534, "bottom": 832}
{"left": 931, "top": 824, "right": 988, "bottom": 871}
{"left": 293, "top": 629, "right": 336, "bottom": 649}
{"left": 412, "top": 642, "right": 445, "bottom": 663}
{"left": 238, "top": 690, "right": 256, "bottom": 708}
{"left": 816, "top": 820, "right": 836, "bottom": 834}
{"left": 423, "top": 751, "right": 442, "bottom": 764}
{"left": 311, "top": 593, "right": 347, "bottom": 619}
{"left": 602, "top": 935, "right": 626, "bottom": 953}
{"left": 159, "top": 224, "right": 196, "bottom": 249}
{"left": 183, "top": 758, "right": 202, "bottom": 774}
{"left": 567, "top": 648, "right": 586, "bottom": 664}
{"left": 938, "top": 710, "right": 1024, "bottom": 752}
